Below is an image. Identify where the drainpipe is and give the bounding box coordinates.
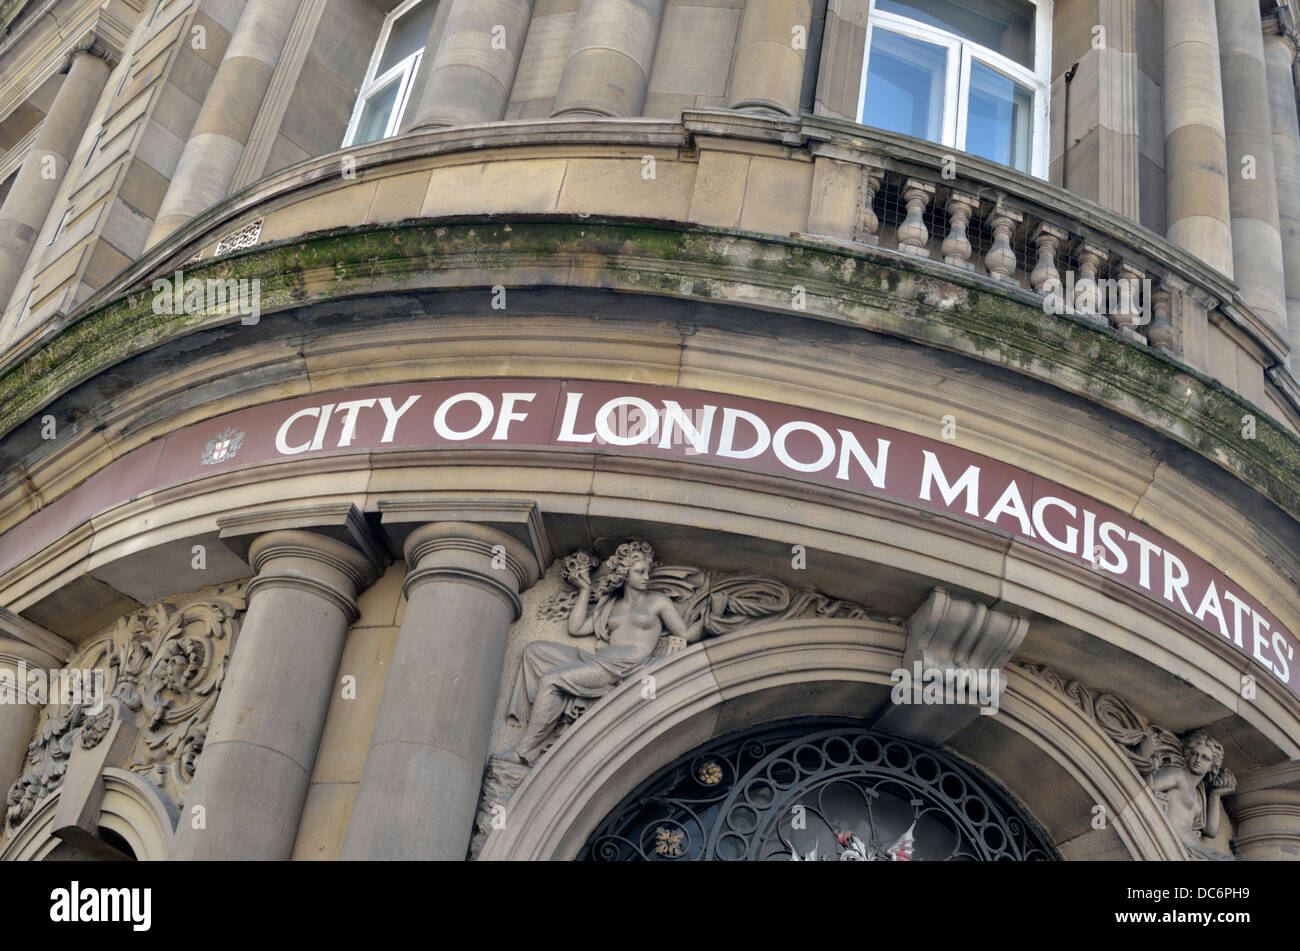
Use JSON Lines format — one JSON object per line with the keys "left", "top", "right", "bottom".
{"left": 1061, "top": 62, "right": 1078, "bottom": 192}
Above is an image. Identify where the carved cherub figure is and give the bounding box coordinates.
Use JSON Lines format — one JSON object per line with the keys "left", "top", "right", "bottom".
{"left": 1149, "top": 730, "right": 1236, "bottom": 849}
{"left": 498, "top": 542, "right": 704, "bottom": 766}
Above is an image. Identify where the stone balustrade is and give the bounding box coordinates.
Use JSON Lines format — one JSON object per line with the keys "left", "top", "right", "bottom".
{"left": 791, "top": 114, "right": 1290, "bottom": 375}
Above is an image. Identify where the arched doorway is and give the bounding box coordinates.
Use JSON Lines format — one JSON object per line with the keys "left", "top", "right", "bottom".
{"left": 581, "top": 719, "right": 1057, "bottom": 861}
{"left": 479, "top": 618, "right": 1188, "bottom": 860}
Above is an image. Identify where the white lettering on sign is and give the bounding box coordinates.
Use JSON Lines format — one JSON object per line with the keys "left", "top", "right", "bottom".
{"left": 919, "top": 451, "right": 980, "bottom": 515}
{"left": 7, "top": 379, "right": 1295, "bottom": 701}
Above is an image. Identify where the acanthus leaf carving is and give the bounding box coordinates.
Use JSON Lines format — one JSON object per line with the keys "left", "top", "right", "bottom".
{"left": 2, "top": 581, "right": 246, "bottom": 840}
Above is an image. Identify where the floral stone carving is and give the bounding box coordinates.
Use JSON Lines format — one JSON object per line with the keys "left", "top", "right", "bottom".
{"left": 3, "top": 582, "right": 246, "bottom": 839}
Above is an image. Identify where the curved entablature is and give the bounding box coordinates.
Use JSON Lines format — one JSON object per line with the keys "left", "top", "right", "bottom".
{"left": 2, "top": 113, "right": 1297, "bottom": 420}
{"left": 2, "top": 215, "right": 1298, "bottom": 531}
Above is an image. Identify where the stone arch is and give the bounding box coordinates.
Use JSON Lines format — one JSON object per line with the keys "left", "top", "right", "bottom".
{"left": 478, "top": 618, "right": 1186, "bottom": 860}
{"left": 0, "top": 768, "right": 177, "bottom": 861}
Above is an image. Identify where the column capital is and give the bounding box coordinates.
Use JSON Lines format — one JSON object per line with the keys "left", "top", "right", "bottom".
{"left": 1229, "top": 784, "right": 1300, "bottom": 860}
{"left": 246, "top": 530, "right": 380, "bottom": 623}
{"left": 401, "top": 522, "right": 541, "bottom": 618}
{"left": 65, "top": 33, "right": 120, "bottom": 72}
{"left": 378, "top": 497, "right": 552, "bottom": 565}
{"left": 218, "top": 502, "right": 388, "bottom": 571}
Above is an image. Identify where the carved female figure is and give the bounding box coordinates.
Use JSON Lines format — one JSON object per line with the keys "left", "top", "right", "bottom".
{"left": 1149, "top": 731, "right": 1236, "bottom": 849}
{"left": 500, "top": 542, "right": 703, "bottom": 766}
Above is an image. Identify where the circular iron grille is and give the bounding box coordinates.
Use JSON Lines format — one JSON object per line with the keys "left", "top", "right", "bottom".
{"left": 580, "top": 719, "right": 1057, "bottom": 861}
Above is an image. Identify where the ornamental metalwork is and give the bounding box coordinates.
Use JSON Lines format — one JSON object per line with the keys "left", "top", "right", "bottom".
{"left": 581, "top": 720, "right": 1056, "bottom": 861}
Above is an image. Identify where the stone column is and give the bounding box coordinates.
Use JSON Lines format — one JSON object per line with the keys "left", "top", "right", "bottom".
{"left": 1231, "top": 787, "right": 1300, "bottom": 860}
{"left": 1163, "top": 0, "right": 1234, "bottom": 275}
{"left": 550, "top": 0, "right": 666, "bottom": 117}
{"left": 404, "top": 0, "right": 534, "bottom": 131}
{"left": 169, "top": 530, "right": 378, "bottom": 859}
{"left": 1263, "top": 20, "right": 1300, "bottom": 368}
{"left": 146, "top": 0, "right": 301, "bottom": 248}
{"left": 728, "top": 0, "right": 813, "bottom": 116}
{"left": 1216, "top": 0, "right": 1289, "bottom": 343}
{"left": 0, "top": 48, "right": 110, "bottom": 313}
{"left": 0, "top": 638, "right": 65, "bottom": 801}
{"left": 340, "top": 522, "right": 541, "bottom": 860}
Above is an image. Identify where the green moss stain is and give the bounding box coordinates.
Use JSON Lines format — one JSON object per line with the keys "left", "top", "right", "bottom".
{"left": 2, "top": 215, "right": 1298, "bottom": 519}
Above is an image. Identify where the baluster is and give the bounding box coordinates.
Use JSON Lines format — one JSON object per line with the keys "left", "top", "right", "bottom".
{"left": 1148, "top": 278, "right": 1176, "bottom": 354}
{"left": 941, "top": 191, "right": 977, "bottom": 269}
{"left": 1029, "top": 223, "right": 1066, "bottom": 294}
{"left": 984, "top": 207, "right": 1023, "bottom": 283}
{"left": 1072, "top": 241, "right": 1107, "bottom": 325}
{"left": 896, "top": 179, "right": 936, "bottom": 255}
{"left": 856, "top": 168, "right": 884, "bottom": 245}
{"left": 1113, "top": 261, "right": 1147, "bottom": 343}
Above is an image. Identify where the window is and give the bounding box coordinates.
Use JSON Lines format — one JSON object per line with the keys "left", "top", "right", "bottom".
{"left": 581, "top": 720, "right": 1057, "bottom": 861}
{"left": 857, "top": 0, "right": 1050, "bottom": 177}
{"left": 343, "top": 0, "right": 440, "bottom": 146}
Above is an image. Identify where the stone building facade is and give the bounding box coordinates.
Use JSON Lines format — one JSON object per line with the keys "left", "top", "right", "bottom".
{"left": 0, "top": 0, "right": 1298, "bottom": 861}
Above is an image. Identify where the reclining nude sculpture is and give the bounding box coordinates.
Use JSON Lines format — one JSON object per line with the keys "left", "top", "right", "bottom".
{"left": 497, "top": 541, "right": 704, "bottom": 766}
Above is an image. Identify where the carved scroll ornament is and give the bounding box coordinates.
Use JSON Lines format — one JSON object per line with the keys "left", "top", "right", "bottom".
{"left": 3, "top": 583, "right": 246, "bottom": 838}
{"left": 1014, "top": 662, "right": 1235, "bottom": 859}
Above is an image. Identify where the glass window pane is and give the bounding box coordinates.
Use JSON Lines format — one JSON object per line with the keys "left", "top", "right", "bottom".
{"left": 861, "top": 29, "right": 947, "bottom": 144}
{"left": 354, "top": 80, "right": 401, "bottom": 144}
{"left": 964, "top": 61, "right": 1033, "bottom": 171}
{"left": 876, "top": 0, "right": 1035, "bottom": 69}
{"left": 378, "top": 0, "right": 439, "bottom": 75}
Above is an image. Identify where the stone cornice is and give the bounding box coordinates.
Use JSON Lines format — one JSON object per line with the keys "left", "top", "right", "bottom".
{"left": 0, "top": 217, "right": 1298, "bottom": 530}
{"left": 0, "top": 603, "right": 70, "bottom": 662}
{"left": 0, "top": 0, "right": 137, "bottom": 126}
{"left": 3, "top": 111, "right": 1292, "bottom": 398}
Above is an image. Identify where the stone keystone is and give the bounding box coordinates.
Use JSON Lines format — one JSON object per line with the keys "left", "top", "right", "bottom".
{"left": 873, "top": 588, "right": 1030, "bottom": 744}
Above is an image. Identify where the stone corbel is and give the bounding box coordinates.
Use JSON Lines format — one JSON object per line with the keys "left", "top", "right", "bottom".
{"left": 872, "top": 588, "right": 1029, "bottom": 744}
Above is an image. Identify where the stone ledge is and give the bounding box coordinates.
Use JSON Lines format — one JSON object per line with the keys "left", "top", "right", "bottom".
{"left": 0, "top": 216, "right": 1297, "bottom": 528}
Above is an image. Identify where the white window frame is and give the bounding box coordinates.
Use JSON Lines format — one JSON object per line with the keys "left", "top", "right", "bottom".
{"left": 856, "top": 0, "right": 1052, "bottom": 178}
{"left": 342, "top": 0, "right": 435, "bottom": 147}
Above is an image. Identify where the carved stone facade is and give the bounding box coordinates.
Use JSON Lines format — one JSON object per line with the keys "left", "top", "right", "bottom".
{"left": 1015, "top": 662, "right": 1236, "bottom": 859}
{"left": 471, "top": 541, "right": 875, "bottom": 857}
{"left": 1, "top": 582, "right": 245, "bottom": 847}
{"left": 0, "top": 0, "right": 1298, "bottom": 865}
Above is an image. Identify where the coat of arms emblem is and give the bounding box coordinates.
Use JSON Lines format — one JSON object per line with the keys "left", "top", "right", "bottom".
{"left": 201, "top": 427, "right": 245, "bottom": 465}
